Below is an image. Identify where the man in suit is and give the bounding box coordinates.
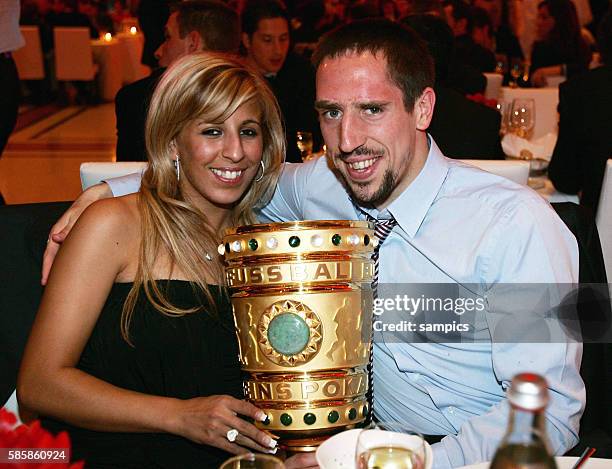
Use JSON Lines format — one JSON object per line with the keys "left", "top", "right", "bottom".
{"left": 114, "top": 0, "right": 240, "bottom": 162}
{"left": 548, "top": 8, "right": 612, "bottom": 213}
{"left": 241, "top": 0, "right": 320, "bottom": 163}
{"left": 404, "top": 14, "right": 504, "bottom": 159}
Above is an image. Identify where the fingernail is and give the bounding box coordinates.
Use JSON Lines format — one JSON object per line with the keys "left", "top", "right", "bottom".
{"left": 256, "top": 411, "right": 268, "bottom": 422}
{"left": 267, "top": 437, "right": 278, "bottom": 449}
{"left": 266, "top": 447, "right": 278, "bottom": 454}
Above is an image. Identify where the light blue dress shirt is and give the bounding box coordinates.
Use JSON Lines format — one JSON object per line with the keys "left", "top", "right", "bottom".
{"left": 107, "top": 138, "right": 585, "bottom": 468}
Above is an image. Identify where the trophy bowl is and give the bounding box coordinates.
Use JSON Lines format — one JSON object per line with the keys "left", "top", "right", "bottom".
{"left": 221, "top": 220, "right": 375, "bottom": 452}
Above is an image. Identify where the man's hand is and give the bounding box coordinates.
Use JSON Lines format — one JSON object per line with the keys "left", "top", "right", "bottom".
{"left": 284, "top": 453, "right": 318, "bottom": 469}
{"left": 41, "top": 183, "right": 113, "bottom": 285}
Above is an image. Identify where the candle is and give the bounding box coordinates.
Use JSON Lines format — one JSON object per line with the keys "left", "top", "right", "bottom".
{"left": 104, "top": 32, "right": 112, "bottom": 42}
{"left": 129, "top": 26, "right": 137, "bottom": 35}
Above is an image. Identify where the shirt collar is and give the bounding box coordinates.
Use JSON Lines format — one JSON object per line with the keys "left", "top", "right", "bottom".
{"left": 354, "top": 136, "right": 449, "bottom": 238}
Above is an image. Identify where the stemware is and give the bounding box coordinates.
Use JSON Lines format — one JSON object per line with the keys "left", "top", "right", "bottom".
{"left": 355, "top": 422, "right": 427, "bottom": 469}
{"left": 509, "top": 99, "right": 535, "bottom": 140}
{"left": 296, "top": 130, "right": 313, "bottom": 161}
{"left": 220, "top": 453, "right": 285, "bottom": 469}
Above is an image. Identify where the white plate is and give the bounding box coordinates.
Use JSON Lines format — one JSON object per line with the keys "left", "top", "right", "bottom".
{"left": 316, "top": 428, "right": 434, "bottom": 469}
{"left": 456, "top": 456, "right": 611, "bottom": 469}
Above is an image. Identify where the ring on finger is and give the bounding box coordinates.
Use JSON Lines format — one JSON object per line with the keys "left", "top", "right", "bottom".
{"left": 226, "top": 428, "right": 239, "bottom": 442}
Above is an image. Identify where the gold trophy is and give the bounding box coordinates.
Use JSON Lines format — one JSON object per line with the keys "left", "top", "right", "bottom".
{"left": 220, "top": 220, "right": 375, "bottom": 451}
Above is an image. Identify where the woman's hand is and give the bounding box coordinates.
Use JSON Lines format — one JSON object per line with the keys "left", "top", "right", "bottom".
{"left": 169, "top": 395, "right": 278, "bottom": 455}
{"left": 285, "top": 453, "right": 319, "bottom": 468}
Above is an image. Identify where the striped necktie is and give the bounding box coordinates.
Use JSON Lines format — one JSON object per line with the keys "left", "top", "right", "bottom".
{"left": 365, "top": 215, "right": 398, "bottom": 423}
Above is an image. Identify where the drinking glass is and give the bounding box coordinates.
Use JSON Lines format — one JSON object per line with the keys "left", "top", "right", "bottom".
{"left": 496, "top": 100, "right": 511, "bottom": 135}
{"left": 220, "top": 453, "right": 285, "bottom": 469}
{"left": 296, "top": 131, "right": 313, "bottom": 161}
{"left": 509, "top": 99, "right": 535, "bottom": 140}
{"left": 355, "top": 422, "right": 427, "bottom": 469}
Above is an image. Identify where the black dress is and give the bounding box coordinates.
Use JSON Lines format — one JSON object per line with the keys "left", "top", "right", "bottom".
{"left": 41, "top": 281, "right": 243, "bottom": 468}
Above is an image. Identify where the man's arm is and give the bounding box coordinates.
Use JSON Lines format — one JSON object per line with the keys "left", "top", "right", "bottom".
{"left": 41, "top": 173, "right": 143, "bottom": 284}
{"left": 432, "top": 196, "right": 584, "bottom": 468}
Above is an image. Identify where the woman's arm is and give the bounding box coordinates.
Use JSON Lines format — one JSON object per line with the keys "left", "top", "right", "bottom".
{"left": 20, "top": 198, "right": 277, "bottom": 454}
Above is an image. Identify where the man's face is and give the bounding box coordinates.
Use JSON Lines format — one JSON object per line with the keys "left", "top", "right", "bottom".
{"left": 243, "top": 17, "right": 290, "bottom": 74}
{"left": 536, "top": 5, "right": 555, "bottom": 40}
{"left": 155, "top": 12, "right": 190, "bottom": 67}
{"left": 315, "top": 52, "right": 429, "bottom": 208}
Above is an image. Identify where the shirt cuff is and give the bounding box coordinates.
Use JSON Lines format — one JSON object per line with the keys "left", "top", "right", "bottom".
{"left": 105, "top": 172, "right": 142, "bottom": 197}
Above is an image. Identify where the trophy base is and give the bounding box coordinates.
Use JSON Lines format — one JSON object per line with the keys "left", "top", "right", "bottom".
{"left": 278, "top": 423, "right": 362, "bottom": 453}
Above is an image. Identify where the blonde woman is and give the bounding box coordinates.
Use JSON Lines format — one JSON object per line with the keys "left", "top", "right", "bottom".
{"left": 17, "top": 53, "right": 305, "bottom": 468}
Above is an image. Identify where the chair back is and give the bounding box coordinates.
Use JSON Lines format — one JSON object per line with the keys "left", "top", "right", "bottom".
{"left": 596, "top": 159, "right": 612, "bottom": 279}
{"left": 459, "top": 159, "right": 530, "bottom": 185}
{"left": 53, "top": 27, "right": 96, "bottom": 81}
{"left": 483, "top": 73, "right": 503, "bottom": 100}
{"left": 80, "top": 162, "right": 148, "bottom": 190}
{"left": 499, "top": 87, "right": 559, "bottom": 139}
{"left": 13, "top": 26, "right": 44, "bottom": 80}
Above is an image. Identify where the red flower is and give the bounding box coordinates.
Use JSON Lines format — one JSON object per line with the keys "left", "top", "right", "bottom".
{"left": 0, "top": 407, "right": 84, "bottom": 468}
{"left": 466, "top": 93, "right": 498, "bottom": 109}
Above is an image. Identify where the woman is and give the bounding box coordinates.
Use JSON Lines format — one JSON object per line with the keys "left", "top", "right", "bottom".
{"left": 17, "top": 53, "right": 287, "bottom": 467}
{"left": 530, "top": 0, "right": 591, "bottom": 86}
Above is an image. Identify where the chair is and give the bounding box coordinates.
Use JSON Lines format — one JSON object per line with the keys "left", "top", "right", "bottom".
{"left": 80, "top": 162, "right": 148, "bottom": 190}
{"left": 596, "top": 159, "right": 612, "bottom": 280}
{"left": 499, "top": 87, "right": 559, "bottom": 139}
{"left": 53, "top": 27, "right": 98, "bottom": 81}
{"left": 459, "top": 159, "right": 530, "bottom": 185}
{"left": 13, "top": 26, "right": 44, "bottom": 80}
{"left": 483, "top": 73, "right": 503, "bottom": 100}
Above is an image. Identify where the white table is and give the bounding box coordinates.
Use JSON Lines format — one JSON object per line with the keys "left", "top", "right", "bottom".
{"left": 91, "top": 33, "right": 149, "bottom": 101}
{"left": 534, "top": 177, "right": 580, "bottom": 204}
{"left": 499, "top": 87, "right": 559, "bottom": 140}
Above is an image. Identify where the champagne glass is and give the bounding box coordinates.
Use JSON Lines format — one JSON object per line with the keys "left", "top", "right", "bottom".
{"left": 220, "top": 453, "right": 285, "bottom": 469}
{"left": 296, "top": 131, "right": 313, "bottom": 161}
{"left": 510, "top": 99, "right": 535, "bottom": 140}
{"left": 355, "top": 422, "right": 427, "bottom": 469}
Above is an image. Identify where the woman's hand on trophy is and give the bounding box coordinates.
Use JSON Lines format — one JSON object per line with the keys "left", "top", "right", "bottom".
{"left": 168, "top": 395, "right": 278, "bottom": 455}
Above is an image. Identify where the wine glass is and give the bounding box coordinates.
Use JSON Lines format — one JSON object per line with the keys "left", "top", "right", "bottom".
{"left": 496, "top": 100, "right": 511, "bottom": 136}
{"left": 509, "top": 99, "right": 535, "bottom": 140}
{"left": 296, "top": 131, "right": 313, "bottom": 161}
{"left": 355, "top": 422, "right": 427, "bottom": 469}
{"left": 220, "top": 453, "right": 285, "bottom": 469}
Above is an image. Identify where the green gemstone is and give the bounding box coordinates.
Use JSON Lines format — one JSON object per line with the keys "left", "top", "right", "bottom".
{"left": 280, "top": 413, "right": 292, "bottom": 426}
{"left": 289, "top": 236, "right": 300, "bottom": 247}
{"left": 348, "top": 408, "right": 357, "bottom": 420}
{"left": 303, "top": 413, "right": 316, "bottom": 425}
{"left": 262, "top": 415, "right": 270, "bottom": 425}
{"left": 248, "top": 239, "right": 258, "bottom": 251}
{"left": 364, "top": 234, "right": 370, "bottom": 246}
{"left": 332, "top": 234, "right": 341, "bottom": 246}
{"left": 362, "top": 405, "right": 368, "bottom": 417}
{"left": 225, "top": 242, "right": 230, "bottom": 253}
{"left": 267, "top": 313, "right": 310, "bottom": 355}
{"left": 327, "top": 410, "right": 339, "bottom": 423}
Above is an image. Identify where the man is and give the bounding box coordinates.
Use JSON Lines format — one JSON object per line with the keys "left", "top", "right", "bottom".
{"left": 43, "top": 20, "right": 584, "bottom": 468}
{"left": 403, "top": 14, "right": 504, "bottom": 159}
{"left": 241, "top": 0, "right": 320, "bottom": 163}
{"left": 548, "top": 9, "right": 612, "bottom": 213}
{"left": 115, "top": 0, "right": 240, "bottom": 162}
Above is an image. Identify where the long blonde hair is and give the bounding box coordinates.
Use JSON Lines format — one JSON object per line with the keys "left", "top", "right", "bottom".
{"left": 121, "top": 52, "right": 285, "bottom": 343}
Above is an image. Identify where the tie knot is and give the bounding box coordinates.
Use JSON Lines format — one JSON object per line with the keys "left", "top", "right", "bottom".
{"left": 370, "top": 216, "right": 397, "bottom": 247}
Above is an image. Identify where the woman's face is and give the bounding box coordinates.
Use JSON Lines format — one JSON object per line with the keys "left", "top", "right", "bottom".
{"left": 537, "top": 5, "right": 555, "bottom": 40}
{"left": 174, "top": 100, "right": 264, "bottom": 213}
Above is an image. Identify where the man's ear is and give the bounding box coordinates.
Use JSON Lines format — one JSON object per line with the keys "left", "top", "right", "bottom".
{"left": 241, "top": 32, "right": 251, "bottom": 51}
{"left": 414, "top": 87, "right": 436, "bottom": 131}
{"left": 186, "top": 30, "right": 203, "bottom": 53}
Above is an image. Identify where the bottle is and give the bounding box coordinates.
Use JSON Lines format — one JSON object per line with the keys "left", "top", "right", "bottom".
{"left": 490, "top": 373, "right": 558, "bottom": 469}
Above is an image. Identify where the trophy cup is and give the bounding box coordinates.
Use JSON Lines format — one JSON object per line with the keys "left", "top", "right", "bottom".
{"left": 220, "top": 220, "right": 375, "bottom": 452}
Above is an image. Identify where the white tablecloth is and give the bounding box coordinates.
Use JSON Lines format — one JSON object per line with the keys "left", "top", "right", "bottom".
{"left": 499, "top": 87, "right": 559, "bottom": 140}
{"left": 534, "top": 177, "right": 580, "bottom": 204}
{"left": 91, "top": 33, "right": 149, "bottom": 101}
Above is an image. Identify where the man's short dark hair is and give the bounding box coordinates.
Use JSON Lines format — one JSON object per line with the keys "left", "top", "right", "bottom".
{"left": 312, "top": 19, "right": 434, "bottom": 112}
{"left": 444, "top": 0, "right": 474, "bottom": 32}
{"left": 174, "top": 0, "right": 240, "bottom": 53}
{"left": 241, "top": 0, "right": 290, "bottom": 37}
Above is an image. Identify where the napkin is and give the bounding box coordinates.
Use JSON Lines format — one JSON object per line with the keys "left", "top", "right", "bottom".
{"left": 502, "top": 132, "right": 557, "bottom": 161}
